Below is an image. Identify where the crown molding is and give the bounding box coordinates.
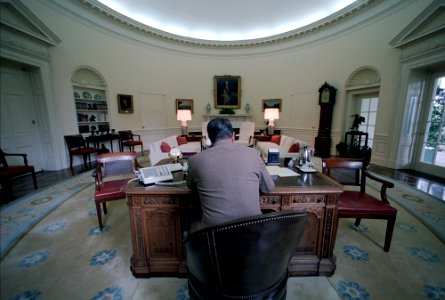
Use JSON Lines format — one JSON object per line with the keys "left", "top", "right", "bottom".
{"left": 76, "top": 0, "right": 380, "bottom": 48}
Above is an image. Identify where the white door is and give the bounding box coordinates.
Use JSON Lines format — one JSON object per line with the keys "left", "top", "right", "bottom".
{"left": 0, "top": 60, "right": 44, "bottom": 170}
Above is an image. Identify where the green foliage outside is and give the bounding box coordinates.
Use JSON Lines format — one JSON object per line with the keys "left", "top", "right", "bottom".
{"left": 426, "top": 89, "right": 445, "bottom": 149}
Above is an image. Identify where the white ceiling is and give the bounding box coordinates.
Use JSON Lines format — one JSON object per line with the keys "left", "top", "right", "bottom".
{"left": 97, "top": 0, "right": 358, "bottom": 41}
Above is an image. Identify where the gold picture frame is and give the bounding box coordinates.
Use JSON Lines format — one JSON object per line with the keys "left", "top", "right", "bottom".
{"left": 176, "top": 99, "right": 194, "bottom": 113}
{"left": 214, "top": 75, "right": 241, "bottom": 109}
{"left": 262, "top": 99, "right": 282, "bottom": 112}
{"left": 117, "top": 94, "right": 134, "bottom": 114}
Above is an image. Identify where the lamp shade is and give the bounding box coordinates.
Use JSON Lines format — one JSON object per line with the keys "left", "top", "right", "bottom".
{"left": 177, "top": 109, "right": 192, "bottom": 121}
{"left": 264, "top": 108, "right": 279, "bottom": 120}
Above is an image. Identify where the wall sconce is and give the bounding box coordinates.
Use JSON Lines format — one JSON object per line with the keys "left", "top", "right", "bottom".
{"left": 177, "top": 109, "right": 192, "bottom": 136}
{"left": 264, "top": 108, "right": 279, "bottom": 135}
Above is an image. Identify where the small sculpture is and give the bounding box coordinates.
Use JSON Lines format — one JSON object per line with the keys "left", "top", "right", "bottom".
{"left": 351, "top": 114, "right": 365, "bottom": 131}
{"left": 206, "top": 103, "right": 212, "bottom": 114}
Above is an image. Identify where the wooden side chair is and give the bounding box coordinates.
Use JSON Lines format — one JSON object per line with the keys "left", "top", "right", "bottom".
{"left": 118, "top": 130, "right": 143, "bottom": 154}
{"left": 322, "top": 158, "right": 397, "bottom": 252}
{"left": 93, "top": 152, "right": 138, "bottom": 229}
{"left": 64, "top": 134, "right": 99, "bottom": 172}
{"left": 0, "top": 148, "right": 37, "bottom": 201}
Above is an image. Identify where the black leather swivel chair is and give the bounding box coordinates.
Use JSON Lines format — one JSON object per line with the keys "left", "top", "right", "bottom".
{"left": 183, "top": 210, "right": 307, "bottom": 300}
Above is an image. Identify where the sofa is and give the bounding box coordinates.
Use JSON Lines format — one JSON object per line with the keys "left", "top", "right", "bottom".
{"left": 148, "top": 135, "right": 201, "bottom": 165}
{"left": 256, "top": 135, "right": 320, "bottom": 166}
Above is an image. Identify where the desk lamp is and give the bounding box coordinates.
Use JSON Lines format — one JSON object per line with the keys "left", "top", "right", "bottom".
{"left": 264, "top": 108, "right": 279, "bottom": 135}
{"left": 177, "top": 109, "right": 192, "bottom": 136}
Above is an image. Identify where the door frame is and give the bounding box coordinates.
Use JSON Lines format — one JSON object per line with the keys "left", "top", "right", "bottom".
{"left": 413, "top": 70, "right": 445, "bottom": 177}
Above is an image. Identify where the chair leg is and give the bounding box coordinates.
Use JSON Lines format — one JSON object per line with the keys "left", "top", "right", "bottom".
{"left": 69, "top": 154, "right": 74, "bottom": 172}
{"left": 95, "top": 202, "right": 103, "bottom": 229}
{"left": 383, "top": 216, "right": 396, "bottom": 252}
{"left": 82, "top": 154, "right": 89, "bottom": 169}
{"left": 354, "top": 218, "right": 362, "bottom": 226}
{"left": 102, "top": 202, "right": 107, "bottom": 215}
{"left": 31, "top": 170, "right": 37, "bottom": 190}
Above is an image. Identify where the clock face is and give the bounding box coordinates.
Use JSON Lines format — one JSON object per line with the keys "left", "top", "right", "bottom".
{"left": 321, "top": 88, "right": 330, "bottom": 103}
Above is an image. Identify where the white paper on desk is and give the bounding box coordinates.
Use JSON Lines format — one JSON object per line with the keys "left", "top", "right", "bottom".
{"left": 266, "top": 166, "right": 299, "bottom": 177}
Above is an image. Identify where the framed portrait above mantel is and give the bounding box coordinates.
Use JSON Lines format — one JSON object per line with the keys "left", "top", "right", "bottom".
{"left": 214, "top": 75, "right": 241, "bottom": 109}
{"left": 262, "top": 98, "right": 282, "bottom": 111}
{"left": 117, "top": 94, "right": 134, "bottom": 114}
{"left": 176, "top": 99, "right": 194, "bottom": 113}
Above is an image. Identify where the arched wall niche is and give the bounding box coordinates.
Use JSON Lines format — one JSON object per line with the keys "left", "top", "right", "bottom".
{"left": 71, "top": 66, "right": 110, "bottom": 137}
{"left": 71, "top": 66, "right": 107, "bottom": 88}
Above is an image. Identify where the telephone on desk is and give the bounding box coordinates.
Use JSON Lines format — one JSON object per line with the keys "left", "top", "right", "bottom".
{"left": 138, "top": 163, "right": 184, "bottom": 185}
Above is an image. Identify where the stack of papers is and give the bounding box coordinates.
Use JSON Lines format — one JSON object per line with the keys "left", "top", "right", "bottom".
{"left": 266, "top": 166, "right": 299, "bottom": 177}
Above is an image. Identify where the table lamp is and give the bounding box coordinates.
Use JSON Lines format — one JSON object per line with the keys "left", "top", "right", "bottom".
{"left": 264, "top": 108, "right": 279, "bottom": 135}
{"left": 177, "top": 109, "right": 192, "bottom": 136}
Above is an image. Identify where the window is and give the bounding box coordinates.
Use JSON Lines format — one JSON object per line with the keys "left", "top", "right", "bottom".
{"left": 357, "top": 96, "right": 378, "bottom": 148}
{"left": 421, "top": 76, "right": 445, "bottom": 167}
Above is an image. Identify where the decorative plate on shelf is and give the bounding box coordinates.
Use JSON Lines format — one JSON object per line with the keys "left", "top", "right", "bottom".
{"left": 82, "top": 91, "right": 92, "bottom": 99}
{"left": 94, "top": 94, "right": 102, "bottom": 100}
{"left": 74, "top": 92, "right": 80, "bottom": 99}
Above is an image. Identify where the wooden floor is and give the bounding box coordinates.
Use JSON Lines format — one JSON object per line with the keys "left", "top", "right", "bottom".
{"left": 2, "top": 162, "right": 445, "bottom": 206}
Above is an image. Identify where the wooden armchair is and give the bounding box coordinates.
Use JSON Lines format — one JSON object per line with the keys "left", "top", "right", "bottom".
{"left": 93, "top": 152, "right": 139, "bottom": 229}
{"left": 322, "top": 158, "right": 397, "bottom": 252}
{"left": 0, "top": 148, "right": 37, "bottom": 201}
{"left": 118, "top": 130, "right": 143, "bottom": 154}
{"left": 64, "top": 134, "right": 99, "bottom": 172}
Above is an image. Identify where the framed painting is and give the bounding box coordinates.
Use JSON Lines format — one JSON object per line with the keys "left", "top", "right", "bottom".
{"left": 176, "top": 99, "right": 194, "bottom": 113}
{"left": 117, "top": 94, "right": 134, "bottom": 114}
{"left": 214, "top": 75, "right": 241, "bottom": 109}
{"left": 262, "top": 99, "right": 282, "bottom": 111}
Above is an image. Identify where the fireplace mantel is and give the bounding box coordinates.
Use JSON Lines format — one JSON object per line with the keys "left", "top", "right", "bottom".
{"left": 203, "top": 114, "right": 252, "bottom": 128}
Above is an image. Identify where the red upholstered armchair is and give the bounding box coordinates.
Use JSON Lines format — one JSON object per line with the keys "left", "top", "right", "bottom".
{"left": 93, "top": 152, "right": 139, "bottom": 229}
{"left": 0, "top": 148, "right": 37, "bottom": 201}
{"left": 322, "top": 158, "right": 397, "bottom": 252}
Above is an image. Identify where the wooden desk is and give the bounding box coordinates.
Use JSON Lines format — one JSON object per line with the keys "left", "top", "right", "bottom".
{"left": 124, "top": 167, "right": 343, "bottom": 278}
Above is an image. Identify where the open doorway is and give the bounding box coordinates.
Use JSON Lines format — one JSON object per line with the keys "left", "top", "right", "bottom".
{"left": 414, "top": 73, "right": 445, "bottom": 175}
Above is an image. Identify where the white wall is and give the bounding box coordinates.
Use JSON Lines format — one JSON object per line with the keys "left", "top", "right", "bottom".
{"left": 16, "top": 0, "right": 435, "bottom": 169}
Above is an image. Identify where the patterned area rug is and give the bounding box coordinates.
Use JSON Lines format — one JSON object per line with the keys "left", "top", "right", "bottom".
{"left": 0, "top": 171, "right": 94, "bottom": 257}
{"left": 1, "top": 167, "right": 444, "bottom": 299}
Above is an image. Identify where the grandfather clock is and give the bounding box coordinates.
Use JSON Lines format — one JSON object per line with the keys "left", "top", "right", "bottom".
{"left": 314, "top": 82, "right": 337, "bottom": 157}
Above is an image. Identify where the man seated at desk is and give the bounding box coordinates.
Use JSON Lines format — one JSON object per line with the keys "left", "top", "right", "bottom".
{"left": 187, "top": 117, "right": 275, "bottom": 232}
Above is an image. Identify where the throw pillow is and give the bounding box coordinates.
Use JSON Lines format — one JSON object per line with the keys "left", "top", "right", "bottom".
{"left": 176, "top": 136, "right": 188, "bottom": 145}
{"left": 288, "top": 143, "right": 300, "bottom": 153}
{"left": 271, "top": 135, "right": 281, "bottom": 145}
{"left": 160, "top": 141, "right": 171, "bottom": 153}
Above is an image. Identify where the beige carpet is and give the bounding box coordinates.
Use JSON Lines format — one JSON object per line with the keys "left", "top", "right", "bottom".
{"left": 1, "top": 169, "right": 444, "bottom": 299}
